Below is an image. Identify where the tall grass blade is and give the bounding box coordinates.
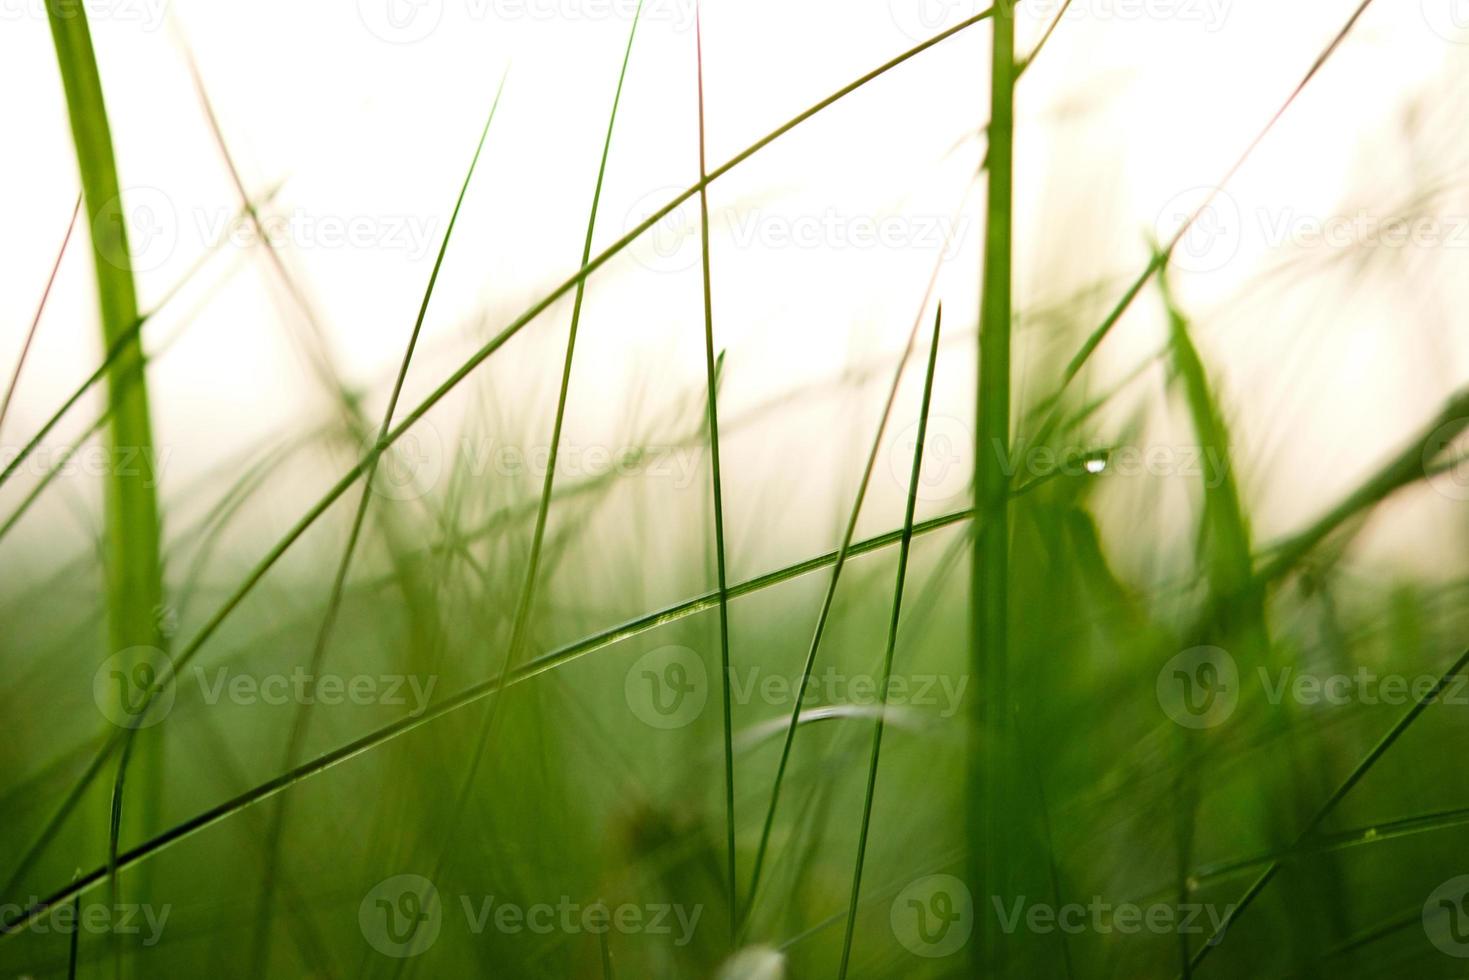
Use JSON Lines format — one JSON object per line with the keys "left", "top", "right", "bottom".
{"left": 973, "top": 1, "right": 1016, "bottom": 973}
{"left": 837, "top": 304, "right": 943, "bottom": 979}
{"left": 694, "top": 2, "right": 740, "bottom": 940}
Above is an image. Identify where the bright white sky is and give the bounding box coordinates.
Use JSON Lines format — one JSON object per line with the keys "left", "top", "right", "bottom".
{"left": 3, "top": 0, "right": 1468, "bottom": 576}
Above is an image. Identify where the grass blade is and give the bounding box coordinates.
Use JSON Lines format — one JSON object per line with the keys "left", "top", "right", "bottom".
{"left": 694, "top": 2, "right": 740, "bottom": 941}
{"left": 973, "top": 1, "right": 1016, "bottom": 973}
{"left": 837, "top": 304, "right": 943, "bottom": 979}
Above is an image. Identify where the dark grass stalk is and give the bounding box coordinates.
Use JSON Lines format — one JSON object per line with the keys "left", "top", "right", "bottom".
{"left": 66, "top": 892, "right": 80, "bottom": 980}
{"left": 837, "top": 305, "right": 943, "bottom": 979}
{"left": 0, "top": 193, "right": 80, "bottom": 440}
{"left": 694, "top": 3, "right": 739, "bottom": 941}
{"left": 248, "top": 76, "right": 508, "bottom": 977}
{"left": 4, "top": 9, "right": 1000, "bottom": 899}
{"left": 1032, "top": 0, "right": 1382, "bottom": 447}
{"left": 45, "top": 3, "right": 167, "bottom": 946}
{"left": 1186, "top": 645, "right": 1469, "bottom": 972}
{"left": 741, "top": 226, "right": 962, "bottom": 932}
{"left": 973, "top": 1, "right": 1016, "bottom": 973}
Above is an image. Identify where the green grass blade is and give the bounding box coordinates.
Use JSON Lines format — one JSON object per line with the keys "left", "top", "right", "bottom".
{"left": 45, "top": 2, "right": 168, "bottom": 934}
{"left": 695, "top": 3, "right": 740, "bottom": 941}
{"left": 837, "top": 305, "right": 943, "bottom": 979}
{"left": 742, "top": 229, "right": 960, "bottom": 931}
{"left": 973, "top": 2, "right": 1016, "bottom": 973}
{"left": 45, "top": 0, "right": 166, "bottom": 659}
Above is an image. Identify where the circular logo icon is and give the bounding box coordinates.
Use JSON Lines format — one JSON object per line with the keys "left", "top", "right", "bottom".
{"left": 625, "top": 645, "right": 708, "bottom": 729}
{"left": 93, "top": 187, "right": 178, "bottom": 274}
{"left": 360, "top": 875, "right": 443, "bottom": 958}
{"left": 358, "top": 0, "right": 445, "bottom": 43}
{"left": 890, "top": 415, "right": 973, "bottom": 503}
{"left": 93, "top": 646, "right": 176, "bottom": 729}
{"left": 1424, "top": 875, "right": 1469, "bottom": 957}
{"left": 891, "top": 874, "right": 973, "bottom": 958}
{"left": 626, "top": 187, "right": 700, "bottom": 274}
{"left": 1157, "top": 646, "right": 1239, "bottom": 729}
{"left": 1156, "top": 187, "right": 1243, "bottom": 274}
{"left": 365, "top": 420, "right": 444, "bottom": 502}
{"left": 1423, "top": 419, "right": 1469, "bottom": 501}
{"left": 1423, "top": 0, "right": 1469, "bottom": 43}
{"left": 888, "top": 0, "right": 986, "bottom": 42}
